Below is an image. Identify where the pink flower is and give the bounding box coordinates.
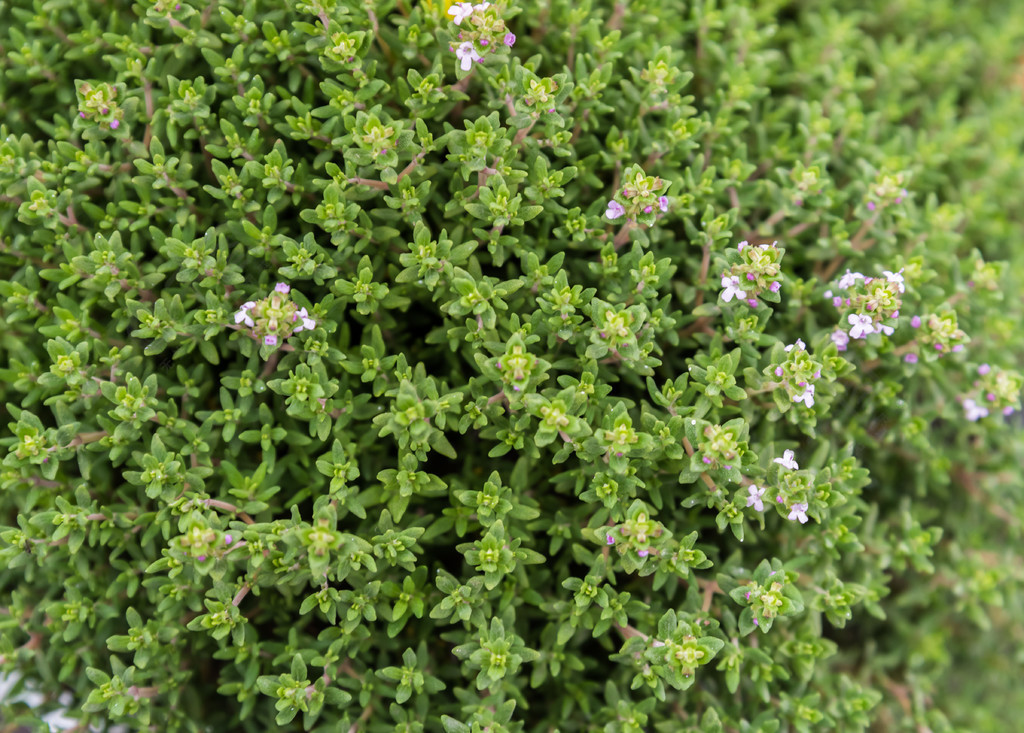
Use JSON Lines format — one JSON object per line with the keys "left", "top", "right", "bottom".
{"left": 831, "top": 329, "right": 850, "bottom": 351}
{"left": 234, "top": 302, "right": 256, "bottom": 327}
{"left": 447, "top": 1, "right": 475, "bottom": 24}
{"left": 911, "top": 315, "right": 922, "bottom": 328}
{"left": 784, "top": 339, "right": 805, "bottom": 353}
{"left": 658, "top": 196, "right": 669, "bottom": 212}
{"left": 720, "top": 275, "right": 748, "bottom": 303}
{"left": 848, "top": 313, "right": 874, "bottom": 339}
{"left": 292, "top": 307, "right": 316, "bottom": 332}
{"left": 264, "top": 335, "right": 278, "bottom": 346}
{"left": 978, "top": 364, "right": 991, "bottom": 375}
{"left": 837, "top": 270, "right": 865, "bottom": 289}
{"left": 963, "top": 398, "right": 988, "bottom": 421}
{"left": 224, "top": 535, "right": 233, "bottom": 545}
{"left": 455, "top": 41, "right": 483, "bottom": 71}
{"left": 905, "top": 353, "right": 918, "bottom": 363}
{"left": 110, "top": 120, "right": 120, "bottom": 130}
{"left": 773, "top": 450, "right": 799, "bottom": 471}
{"left": 275, "top": 282, "right": 290, "bottom": 294}
{"left": 504, "top": 33, "right": 516, "bottom": 47}
{"left": 637, "top": 549, "right": 649, "bottom": 557}
{"left": 606, "top": 533, "right": 615, "bottom": 545}
{"left": 792, "top": 383, "right": 815, "bottom": 407}
{"left": 882, "top": 269, "right": 905, "bottom": 293}
{"left": 787, "top": 502, "right": 809, "bottom": 524}
{"left": 605, "top": 200, "right": 625, "bottom": 220}
{"left": 746, "top": 485, "right": 766, "bottom": 512}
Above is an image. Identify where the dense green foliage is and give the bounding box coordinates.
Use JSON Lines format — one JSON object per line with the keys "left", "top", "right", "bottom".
{"left": 2, "top": 0, "right": 1024, "bottom": 730}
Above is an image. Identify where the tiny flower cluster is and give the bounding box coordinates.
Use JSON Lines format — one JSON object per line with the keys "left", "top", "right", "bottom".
{"left": 233, "top": 282, "right": 316, "bottom": 349}
{"left": 826, "top": 268, "right": 905, "bottom": 349}
{"left": 447, "top": 2, "right": 515, "bottom": 71}
{"left": 764, "top": 339, "right": 823, "bottom": 408}
{"left": 76, "top": 81, "right": 122, "bottom": 130}
{"left": 961, "top": 364, "right": 1023, "bottom": 421}
{"left": 745, "top": 450, "right": 811, "bottom": 524}
{"left": 607, "top": 508, "right": 664, "bottom": 559}
{"left": 865, "top": 171, "right": 909, "bottom": 211}
{"left": 914, "top": 311, "right": 969, "bottom": 357}
{"left": 719, "top": 241, "right": 785, "bottom": 308}
{"left": 604, "top": 168, "right": 670, "bottom": 223}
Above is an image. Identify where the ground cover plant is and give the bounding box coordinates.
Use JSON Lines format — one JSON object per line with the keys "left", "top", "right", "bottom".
{"left": 2, "top": 0, "right": 1024, "bottom": 730}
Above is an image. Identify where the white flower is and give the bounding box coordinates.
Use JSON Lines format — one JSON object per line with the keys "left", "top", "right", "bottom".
{"left": 292, "top": 307, "right": 316, "bottom": 333}
{"left": 454, "top": 41, "right": 483, "bottom": 70}
{"left": 474, "top": 2, "right": 490, "bottom": 10}
{"left": 792, "top": 383, "right": 815, "bottom": 407}
{"left": 234, "top": 301, "right": 255, "bottom": 327}
{"left": 837, "top": 270, "right": 865, "bottom": 289}
{"left": 875, "top": 322, "right": 895, "bottom": 336}
{"left": 831, "top": 329, "right": 850, "bottom": 351}
{"left": 720, "top": 275, "right": 748, "bottom": 303}
{"left": 963, "top": 398, "right": 989, "bottom": 422}
{"left": 447, "top": 2, "right": 475, "bottom": 24}
{"left": 848, "top": 313, "right": 874, "bottom": 339}
{"left": 737, "top": 241, "right": 748, "bottom": 251}
{"left": 784, "top": 339, "right": 806, "bottom": 353}
{"left": 773, "top": 450, "right": 799, "bottom": 471}
{"left": 883, "top": 269, "right": 906, "bottom": 293}
{"left": 788, "top": 502, "right": 809, "bottom": 524}
{"left": 746, "top": 485, "right": 766, "bottom": 512}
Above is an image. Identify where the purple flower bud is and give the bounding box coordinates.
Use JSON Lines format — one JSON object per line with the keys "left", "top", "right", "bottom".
{"left": 224, "top": 535, "right": 233, "bottom": 545}
{"left": 892, "top": 311, "right": 899, "bottom": 318}
{"left": 794, "top": 199, "right": 803, "bottom": 206}
{"left": 935, "top": 343, "right": 943, "bottom": 351}
{"left": 978, "top": 363, "right": 991, "bottom": 375}
{"left": 658, "top": 196, "right": 669, "bottom": 212}
{"left": 548, "top": 108, "right": 555, "bottom": 113}
{"left": 197, "top": 555, "right": 206, "bottom": 562}
{"left": 952, "top": 344, "right": 964, "bottom": 353}
{"left": 79, "top": 112, "right": 86, "bottom": 118}
{"left": 833, "top": 296, "right": 843, "bottom": 307}
{"left": 813, "top": 370, "right": 821, "bottom": 379}
{"left": 746, "top": 273, "right": 756, "bottom": 281}
{"left": 776, "top": 496, "right": 784, "bottom": 503}
{"left": 606, "top": 534, "right": 615, "bottom": 545}
{"left": 637, "top": 549, "right": 649, "bottom": 557}
{"left": 175, "top": 2, "right": 181, "bottom": 8}
{"left": 643, "top": 205, "right": 653, "bottom": 213}
{"left": 867, "top": 201, "right": 876, "bottom": 211}
{"left": 1003, "top": 406, "right": 1015, "bottom": 416}
{"left": 110, "top": 120, "right": 119, "bottom": 129}
{"left": 504, "top": 33, "right": 516, "bottom": 47}
{"left": 905, "top": 353, "right": 918, "bottom": 363}
{"left": 746, "top": 298, "right": 758, "bottom": 307}
{"left": 745, "top": 591, "right": 751, "bottom": 600}
{"left": 702, "top": 456, "right": 712, "bottom": 465}
{"left": 987, "top": 392, "right": 996, "bottom": 402}
{"left": 775, "top": 367, "right": 784, "bottom": 377}
{"left": 911, "top": 315, "right": 921, "bottom": 328}
{"left": 264, "top": 334, "right": 278, "bottom": 346}
{"left": 770, "top": 281, "right": 781, "bottom": 292}
{"left": 275, "top": 282, "right": 290, "bottom": 294}
{"left": 724, "top": 465, "right": 732, "bottom": 471}
{"left": 797, "top": 381, "right": 806, "bottom": 387}
{"left": 753, "top": 618, "right": 759, "bottom": 625}
{"left": 102, "top": 107, "right": 109, "bottom": 114}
